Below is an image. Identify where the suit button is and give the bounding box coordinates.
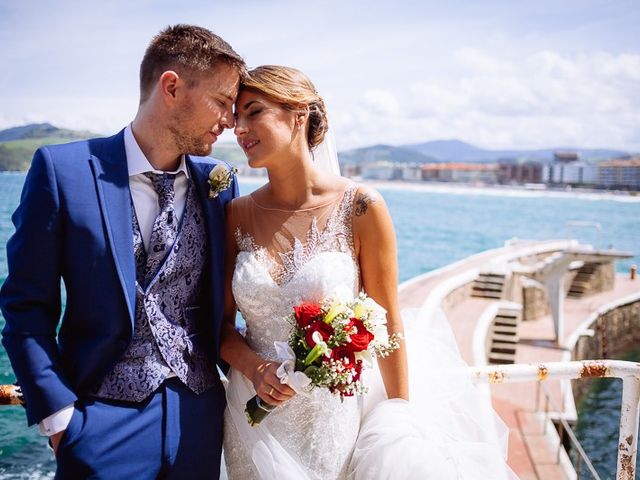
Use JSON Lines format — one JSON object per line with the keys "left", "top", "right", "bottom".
{"left": 117, "top": 339, "right": 128, "bottom": 351}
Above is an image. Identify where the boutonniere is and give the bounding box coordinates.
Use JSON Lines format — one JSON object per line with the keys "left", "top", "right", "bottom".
{"left": 207, "top": 164, "right": 237, "bottom": 199}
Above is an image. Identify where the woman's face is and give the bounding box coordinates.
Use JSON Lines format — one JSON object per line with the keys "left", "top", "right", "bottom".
{"left": 234, "top": 89, "right": 301, "bottom": 168}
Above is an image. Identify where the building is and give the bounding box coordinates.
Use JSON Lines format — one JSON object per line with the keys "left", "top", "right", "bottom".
{"left": 554, "top": 151, "right": 579, "bottom": 163}
{"left": 497, "top": 162, "right": 544, "bottom": 185}
{"left": 543, "top": 162, "right": 599, "bottom": 185}
{"left": 400, "top": 164, "right": 423, "bottom": 181}
{"left": 360, "top": 161, "right": 401, "bottom": 180}
{"left": 598, "top": 156, "right": 640, "bottom": 190}
{"left": 422, "top": 163, "right": 499, "bottom": 184}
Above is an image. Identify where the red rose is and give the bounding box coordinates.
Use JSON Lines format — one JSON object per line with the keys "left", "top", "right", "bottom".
{"left": 331, "top": 346, "right": 356, "bottom": 370}
{"left": 305, "top": 320, "right": 334, "bottom": 348}
{"left": 352, "top": 361, "right": 364, "bottom": 383}
{"left": 294, "top": 303, "right": 323, "bottom": 328}
{"left": 346, "top": 319, "right": 374, "bottom": 352}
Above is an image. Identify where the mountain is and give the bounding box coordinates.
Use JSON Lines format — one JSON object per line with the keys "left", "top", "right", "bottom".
{"left": 0, "top": 123, "right": 249, "bottom": 172}
{"left": 0, "top": 123, "right": 95, "bottom": 142}
{"left": 405, "top": 139, "right": 628, "bottom": 163}
{"left": 338, "top": 144, "right": 437, "bottom": 165}
{"left": 0, "top": 123, "right": 100, "bottom": 171}
{"left": 0, "top": 123, "right": 632, "bottom": 172}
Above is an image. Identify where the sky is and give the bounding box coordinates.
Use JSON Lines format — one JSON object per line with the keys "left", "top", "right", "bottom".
{"left": 1, "top": 0, "right": 639, "bottom": 152}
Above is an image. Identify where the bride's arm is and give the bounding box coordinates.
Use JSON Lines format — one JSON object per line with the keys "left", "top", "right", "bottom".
{"left": 353, "top": 185, "right": 409, "bottom": 400}
{"left": 219, "top": 200, "right": 295, "bottom": 406}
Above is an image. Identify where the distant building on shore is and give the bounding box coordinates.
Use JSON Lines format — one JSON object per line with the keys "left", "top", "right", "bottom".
{"left": 543, "top": 162, "right": 599, "bottom": 186}
{"left": 400, "top": 164, "right": 423, "bottom": 181}
{"left": 497, "top": 161, "right": 544, "bottom": 184}
{"left": 554, "top": 151, "right": 580, "bottom": 163}
{"left": 422, "top": 163, "right": 499, "bottom": 184}
{"left": 542, "top": 150, "right": 598, "bottom": 186}
{"left": 337, "top": 150, "right": 639, "bottom": 192}
{"left": 598, "top": 156, "right": 640, "bottom": 190}
{"left": 360, "top": 161, "right": 401, "bottom": 180}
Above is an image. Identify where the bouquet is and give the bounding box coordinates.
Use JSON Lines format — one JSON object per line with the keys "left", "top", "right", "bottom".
{"left": 245, "top": 292, "right": 403, "bottom": 425}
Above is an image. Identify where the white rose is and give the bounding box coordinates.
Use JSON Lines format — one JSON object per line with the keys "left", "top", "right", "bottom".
{"left": 209, "top": 164, "right": 228, "bottom": 182}
{"left": 363, "top": 297, "right": 387, "bottom": 325}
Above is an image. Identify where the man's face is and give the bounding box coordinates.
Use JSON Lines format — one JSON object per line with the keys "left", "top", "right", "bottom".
{"left": 169, "top": 63, "right": 240, "bottom": 157}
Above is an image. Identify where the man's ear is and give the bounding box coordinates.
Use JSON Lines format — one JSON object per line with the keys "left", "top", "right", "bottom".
{"left": 159, "top": 70, "right": 181, "bottom": 102}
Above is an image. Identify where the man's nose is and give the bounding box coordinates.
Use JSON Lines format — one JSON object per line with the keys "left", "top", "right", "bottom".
{"left": 221, "top": 107, "right": 235, "bottom": 129}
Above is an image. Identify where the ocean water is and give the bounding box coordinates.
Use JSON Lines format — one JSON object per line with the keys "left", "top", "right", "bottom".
{"left": 0, "top": 173, "right": 638, "bottom": 477}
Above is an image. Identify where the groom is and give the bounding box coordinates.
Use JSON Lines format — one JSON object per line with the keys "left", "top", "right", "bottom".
{"left": 0, "top": 25, "right": 244, "bottom": 478}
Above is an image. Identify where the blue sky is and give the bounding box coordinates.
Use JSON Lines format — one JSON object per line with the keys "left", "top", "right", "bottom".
{"left": 1, "top": 0, "right": 639, "bottom": 151}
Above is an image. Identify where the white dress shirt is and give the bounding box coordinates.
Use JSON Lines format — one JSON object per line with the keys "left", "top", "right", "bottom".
{"left": 39, "top": 124, "right": 190, "bottom": 436}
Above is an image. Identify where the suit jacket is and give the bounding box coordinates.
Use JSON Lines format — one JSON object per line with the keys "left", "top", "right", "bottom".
{"left": 0, "top": 129, "right": 238, "bottom": 425}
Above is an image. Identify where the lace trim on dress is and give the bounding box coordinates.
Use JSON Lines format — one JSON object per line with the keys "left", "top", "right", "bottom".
{"left": 234, "top": 184, "right": 359, "bottom": 286}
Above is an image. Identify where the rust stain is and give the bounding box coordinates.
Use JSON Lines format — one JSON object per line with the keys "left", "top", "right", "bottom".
{"left": 0, "top": 385, "right": 23, "bottom": 406}
{"left": 618, "top": 451, "right": 634, "bottom": 479}
{"left": 536, "top": 365, "right": 549, "bottom": 382}
{"left": 488, "top": 370, "right": 505, "bottom": 384}
{"left": 580, "top": 361, "right": 610, "bottom": 378}
{"left": 626, "top": 435, "right": 634, "bottom": 446}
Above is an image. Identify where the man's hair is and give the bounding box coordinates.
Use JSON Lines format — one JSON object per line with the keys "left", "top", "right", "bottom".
{"left": 139, "top": 24, "right": 246, "bottom": 103}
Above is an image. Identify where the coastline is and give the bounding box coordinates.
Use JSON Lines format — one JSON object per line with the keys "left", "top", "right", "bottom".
{"left": 2, "top": 171, "right": 637, "bottom": 203}
{"left": 238, "top": 175, "right": 640, "bottom": 203}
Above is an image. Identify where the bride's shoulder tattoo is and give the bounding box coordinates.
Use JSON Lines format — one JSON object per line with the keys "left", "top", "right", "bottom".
{"left": 355, "top": 192, "right": 376, "bottom": 216}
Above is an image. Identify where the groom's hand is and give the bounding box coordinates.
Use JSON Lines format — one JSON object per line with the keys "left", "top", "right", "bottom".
{"left": 50, "top": 430, "right": 65, "bottom": 456}
{"left": 252, "top": 362, "right": 296, "bottom": 406}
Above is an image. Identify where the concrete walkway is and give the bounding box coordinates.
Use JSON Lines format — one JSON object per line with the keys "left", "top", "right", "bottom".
{"left": 398, "top": 240, "right": 638, "bottom": 479}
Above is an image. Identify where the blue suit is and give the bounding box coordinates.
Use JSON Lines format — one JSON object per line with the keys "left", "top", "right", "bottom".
{"left": 0, "top": 130, "right": 237, "bottom": 478}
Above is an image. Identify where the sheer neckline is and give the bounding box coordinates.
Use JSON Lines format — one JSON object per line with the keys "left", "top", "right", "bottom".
{"left": 235, "top": 183, "right": 359, "bottom": 286}
{"left": 248, "top": 184, "right": 350, "bottom": 213}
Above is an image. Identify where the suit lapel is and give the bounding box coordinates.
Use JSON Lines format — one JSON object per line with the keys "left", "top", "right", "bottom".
{"left": 89, "top": 131, "right": 136, "bottom": 327}
{"left": 186, "top": 157, "right": 223, "bottom": 322}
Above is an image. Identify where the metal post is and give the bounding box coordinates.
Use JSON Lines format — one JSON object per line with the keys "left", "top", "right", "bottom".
{"left": 618, "top": 377, "right": 640, "bottom": 480}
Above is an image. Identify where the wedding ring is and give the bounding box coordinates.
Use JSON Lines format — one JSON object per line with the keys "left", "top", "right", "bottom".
{"left": 269, "top": 387, "right": 275, "bottom": 396}
{"left": 257, "top": 362, "right": 272, "bottom": 373}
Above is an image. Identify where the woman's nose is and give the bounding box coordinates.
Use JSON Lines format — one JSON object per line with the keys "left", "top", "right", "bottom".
{"left": 234, "top": 120, "right": 247, "bottom": 136}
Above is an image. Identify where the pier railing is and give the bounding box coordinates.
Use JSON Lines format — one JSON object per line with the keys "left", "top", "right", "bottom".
{"left": 473, "top": 359, "right": 640, "bottom": 480}
{"left": 539, "top": 382, "right": 601, "bottom": 479}
{"left": 2, "top": 359, "right": 639, "bottom": 479}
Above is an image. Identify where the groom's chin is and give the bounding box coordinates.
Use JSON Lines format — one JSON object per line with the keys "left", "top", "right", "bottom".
{"left": 190, "top": 143, "right": 214, "bottom": 157}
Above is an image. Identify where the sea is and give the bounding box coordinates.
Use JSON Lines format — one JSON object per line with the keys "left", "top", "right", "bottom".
{"left": 0, "top": 173, "right": 638, "bottom": 478}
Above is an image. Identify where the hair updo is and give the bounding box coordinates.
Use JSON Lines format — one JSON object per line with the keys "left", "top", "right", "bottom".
{"left": 240, "top": 65, "right": 328, "bottom": 149}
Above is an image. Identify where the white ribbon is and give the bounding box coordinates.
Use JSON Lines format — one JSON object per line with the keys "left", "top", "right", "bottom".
{"left": 273, "top": 341, "right": 312, "bottom": 395}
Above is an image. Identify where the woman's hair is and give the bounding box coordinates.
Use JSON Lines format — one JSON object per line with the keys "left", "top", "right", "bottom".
{"left": 241, "top": 65, "right": 328, "bottom": 149}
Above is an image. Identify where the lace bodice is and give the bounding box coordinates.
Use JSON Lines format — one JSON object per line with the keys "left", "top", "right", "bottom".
{"left": 224, "top": 183, "right": 362, "bottom": 480}
{"left": 232, "top": 184, "right": 360, "bottom": 360}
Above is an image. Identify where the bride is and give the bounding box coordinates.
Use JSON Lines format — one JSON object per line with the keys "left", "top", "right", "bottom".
{"left": 220, "top": 65, "right": 517, "bottom": 479}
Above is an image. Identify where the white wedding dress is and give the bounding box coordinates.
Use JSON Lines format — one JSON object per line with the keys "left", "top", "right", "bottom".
{"left": 223, "top": 183, "right": 517, "bottom": 480}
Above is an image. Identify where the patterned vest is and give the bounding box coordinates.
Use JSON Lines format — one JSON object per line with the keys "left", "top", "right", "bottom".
{"left": 95, "top": 182, "right": 216, "bottom": 401}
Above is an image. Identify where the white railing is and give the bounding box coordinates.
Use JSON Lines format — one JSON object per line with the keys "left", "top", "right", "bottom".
{"left": 539, "top": 382, "right": 601, "bottom": 479}
{"left": 472, "top": 359, "right": 640, "bottom": 480}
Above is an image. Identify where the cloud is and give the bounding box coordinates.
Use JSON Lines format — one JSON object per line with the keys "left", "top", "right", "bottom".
{"left": 2, "top": 1, "right": 639, "bottom": 152}
{"left": 361, "top": 90, "right": 400, "bottom": 116}
{"left": 331, "top": 49, "right": 640, "bottom": 151}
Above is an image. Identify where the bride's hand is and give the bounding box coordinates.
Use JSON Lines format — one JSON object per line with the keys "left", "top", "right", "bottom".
{"left": 252, "top": 361, "right": 296, "bottom": 406}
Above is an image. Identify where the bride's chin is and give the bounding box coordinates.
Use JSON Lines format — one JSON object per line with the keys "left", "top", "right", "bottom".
{"left": 247, "top": 157, "right": 264, "bottom": 169}
{"left": 247, "top": 153, "right": 268, "bottom": 169}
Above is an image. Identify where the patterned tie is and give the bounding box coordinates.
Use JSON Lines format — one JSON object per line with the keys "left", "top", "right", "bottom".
{"left": 143, "top": 172, "right": 178, "bottom": 286}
